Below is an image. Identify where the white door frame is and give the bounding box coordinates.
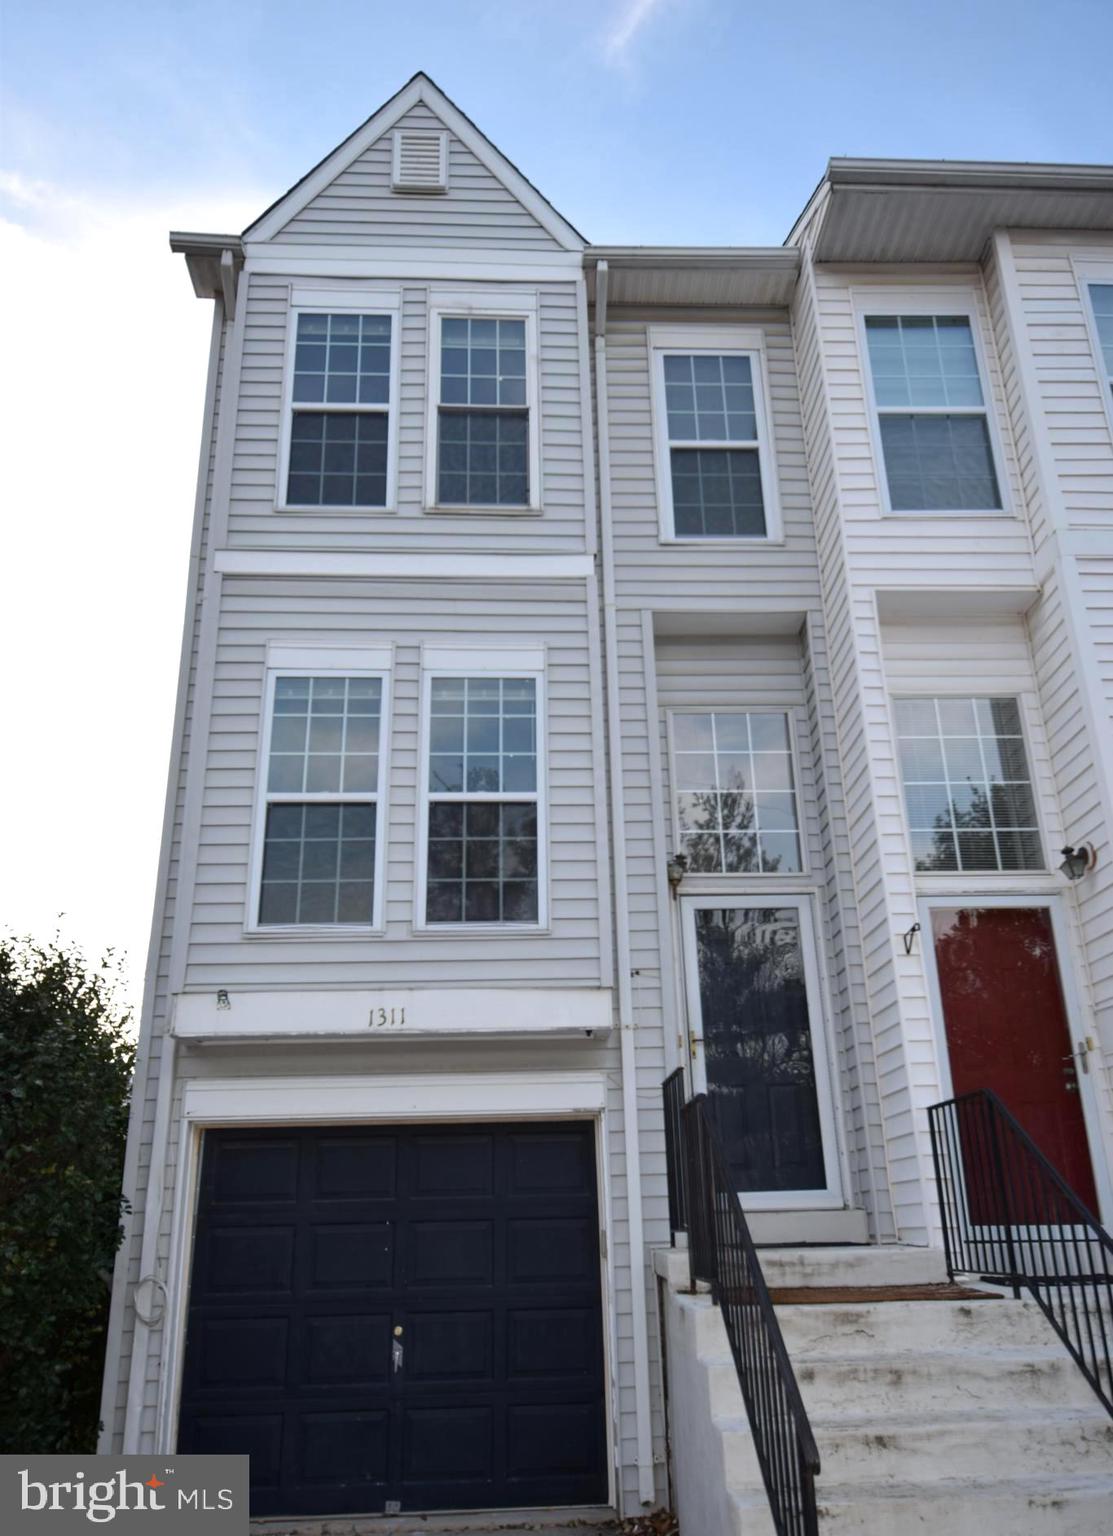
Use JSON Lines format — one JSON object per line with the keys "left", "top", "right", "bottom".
{"left": 918, "top": 892, "right": 1113, "bottom": 1225}
{"left": 679, "top": 893, "right": 844, "bottom": 1211}
{"left": 156, "top": 1070, "right": 618, "bottom": 1511}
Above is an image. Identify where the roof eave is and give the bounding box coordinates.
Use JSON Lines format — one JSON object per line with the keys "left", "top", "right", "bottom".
{"left": 169, "top": 232, "right": 245, "bottom": 301}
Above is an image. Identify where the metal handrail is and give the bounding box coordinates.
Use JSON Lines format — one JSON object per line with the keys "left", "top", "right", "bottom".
{"left": 928, "top": 1087, "right": 1113, "bottom": 1417}
{"left": 662, "top": 1076, "right": 820, "bottom": 1536}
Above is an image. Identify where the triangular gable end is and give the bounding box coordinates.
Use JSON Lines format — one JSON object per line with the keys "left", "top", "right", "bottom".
{"left": 243, "top": 73, "right": 585, "bottom": 252}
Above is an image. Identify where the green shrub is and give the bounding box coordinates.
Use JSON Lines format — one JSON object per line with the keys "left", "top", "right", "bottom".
{"left": 0, "top": 935, "right": 134, "bottom": 1452}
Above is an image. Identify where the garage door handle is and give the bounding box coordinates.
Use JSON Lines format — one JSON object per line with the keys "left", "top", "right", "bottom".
{"left": 392, "top": 1338, "right": 404, "bottom": 1373}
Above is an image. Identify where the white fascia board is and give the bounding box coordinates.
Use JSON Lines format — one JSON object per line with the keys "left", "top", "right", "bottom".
{"left": 244, "top": 247, "right": 582, "bottom": 283}
{"left": 243, "top": 75, "right": 584, "bottom": 251}
{"left": 172, "top": 987, "right": 613, "bottom": 1041}
{"left": 212, "top": 550, "right": 594, "bottom": 580}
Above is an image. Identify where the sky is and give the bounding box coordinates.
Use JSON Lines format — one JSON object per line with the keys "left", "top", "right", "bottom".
{"left": 2, "top": 0, "right": 1112, "bottom": 1016}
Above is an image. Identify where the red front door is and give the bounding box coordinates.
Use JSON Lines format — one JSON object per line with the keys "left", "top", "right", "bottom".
{"left": 931, "top": 905, "right": 1099, "bottom": 1213}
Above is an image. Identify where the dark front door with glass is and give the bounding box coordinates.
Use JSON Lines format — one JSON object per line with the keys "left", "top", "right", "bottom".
{"left": 178, "top": 1122, "right": 608, "bottom": 1516}
{"left": 682, "top": 899, "right": 837, "bottom": 1203}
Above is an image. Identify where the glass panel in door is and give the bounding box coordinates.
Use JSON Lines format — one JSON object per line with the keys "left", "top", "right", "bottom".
{"left": 688, "top": 904, "right": 828, "bottom": 1195}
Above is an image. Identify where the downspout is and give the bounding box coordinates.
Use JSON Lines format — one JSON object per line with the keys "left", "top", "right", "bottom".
{"left": 593, "top": 262, "right": 657, "bottom": 1509}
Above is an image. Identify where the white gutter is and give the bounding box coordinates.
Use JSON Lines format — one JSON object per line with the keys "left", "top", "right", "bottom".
{"left": 593, "top": 262, "right": 657, "bottom": 1509}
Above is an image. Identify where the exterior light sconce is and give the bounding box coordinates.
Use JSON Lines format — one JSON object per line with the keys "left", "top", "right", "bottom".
{"left": 216, "top": 988, "right": 231, "bottom": 1010}
{"left": 666, "top": 853, "right": 689, "bottom": 896}
{"left": 1059, "top": 844, "right": 1097, "bottom": 882}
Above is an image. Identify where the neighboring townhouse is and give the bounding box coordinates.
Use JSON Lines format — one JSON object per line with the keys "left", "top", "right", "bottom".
{"left": 100, "top": 73, "right": 1113, "bottom": 1528}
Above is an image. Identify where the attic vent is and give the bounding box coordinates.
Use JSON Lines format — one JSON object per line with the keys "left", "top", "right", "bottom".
{"left": 392, "top": 129, "right": 448, "bottom": 194}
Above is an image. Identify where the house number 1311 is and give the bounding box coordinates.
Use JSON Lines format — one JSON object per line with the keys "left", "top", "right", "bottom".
{"left": 368, "top": 1006, "right": 406, "bottom": 1028}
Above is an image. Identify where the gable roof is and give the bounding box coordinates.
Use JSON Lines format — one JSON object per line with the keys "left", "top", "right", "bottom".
{"left": 242, "top": 72, "right": 586, "bottom": 250}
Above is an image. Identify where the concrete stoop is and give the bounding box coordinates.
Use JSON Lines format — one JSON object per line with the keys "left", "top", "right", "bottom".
{"left": 657, "top": 1245, "right": 1113, "bottom": 1535}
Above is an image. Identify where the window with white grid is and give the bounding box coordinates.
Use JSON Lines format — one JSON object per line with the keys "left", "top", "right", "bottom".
{"left": 863, "top": 313, "right": 1003, "bottom": 513}
{"left": 1090, "top": 285, "right": 1113, "bottom": 401}
{"left": 423, "top": 675, "right": 542, "bottom": 924}
{"left": 283, "top": 299, "right": 397, "bottom": 509}
{"left": 655, "top": 348, "right": 771, "bottom": 538}
{"left": 257, "top": 674, "right": 385, "bottom": 925}
{"left": 893, "top": 696, "right": 1044, "bottom": 873}
{"left": 671, "top": 711, "right": 802, "bottom": 873}
{"left": 435, "top": 315, "right": 532, "bottom": 507}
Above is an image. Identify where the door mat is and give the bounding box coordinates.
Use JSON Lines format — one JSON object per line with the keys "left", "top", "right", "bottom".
{"left": 771, "top": 1282, "right": 995, "bottom": 1304}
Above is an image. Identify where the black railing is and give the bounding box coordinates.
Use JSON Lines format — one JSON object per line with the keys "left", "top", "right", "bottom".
{"left": 662, "top": 1075, "right": 820, "bottom": 1536}
{"left": 929, "top": 1088, "right": 1113, "bottom": 1417}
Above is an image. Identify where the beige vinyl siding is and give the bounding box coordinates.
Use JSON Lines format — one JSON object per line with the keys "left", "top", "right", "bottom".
{"left": 1008, "top": 233, "right": 1113, "bottom": 530}
{"left": 277, "top": 102, "right": 563, "bottom": 250}
{"left": 228, "top": 274, "right": 588, "bottom": 551}
{"left": 185, "top": 576, "right": 603, "bottom": 989}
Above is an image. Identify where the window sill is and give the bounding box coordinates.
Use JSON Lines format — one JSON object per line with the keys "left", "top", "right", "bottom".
{"left": 658, "top": 534, "right": 786, "bottom": 548}
{"left": 242, "top": 924, "right": 386, "bottom": 941}
{"left": 274, "top": 505, "right": 398, "bottom": 516}
{"left": 423, "top": 504, "right": 544, "bottom": 518}
{"left": 879, "top": 508, "right": 1015, "bottom": 520}
{"left": 412, "top": 921, "right": 551, "bottom": 938}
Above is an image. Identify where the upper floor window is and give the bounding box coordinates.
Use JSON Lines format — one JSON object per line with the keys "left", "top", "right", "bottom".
{"left": 863, "top": 313, "right": 1003, "bottom": 514}
{"left": 254, "top": 665, "right": 388, "bottom": 927}
{"left": 281, "top": 291, "right": 399, "bottom": 511}
{"left": 1089, "top": 284, "right": 1113, "bottom": 400}
{"left": 420, "top": 665, "right": 544, "bottom": 925}
{"left": 670, "top": 710, "right": 802, "bottom": 873}
{"left": 652, "top": 328, "right": 778, "bottom": 540}
{"left": 894, "top": 696, "right": 1043, "bottom": 873}
{"left": 427, "top": 299, "right": 540, "bottom": 512}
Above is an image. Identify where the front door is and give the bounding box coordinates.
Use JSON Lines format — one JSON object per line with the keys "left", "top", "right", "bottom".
{"left": 681, "top": 896, "right": 841, "bottom": 1207}
{"left": 178, "top": 1121, "right": 608, "bottom": 1517}
{"left": 928, "top": 903, "right": 1099, "bottom": 1212}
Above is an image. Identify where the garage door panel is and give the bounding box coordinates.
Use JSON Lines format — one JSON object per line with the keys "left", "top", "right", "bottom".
{"left": 310, "top": 1135, "right": 397, "bottom": 1200}
{"left": 303, "top": 1313, "right": 391, "bottom": 1386}
{"left": 189, "top": 1317, "right": 290, "bottom": 1390}
{"left": 508, "top": 1307, "right": 598, "bottom": 1378}
{"left": 180, "top": 1121, "right": 607, "bottom": 1517}
{"left": 203, "top": 1226, "right": 296, "bottom": 1294}
{"left": 210, "top": 1139, "right": 299, "bottom": 1204}
{"left": 412, "top": 1134, "right": 494, "bottom": 1197}
{"left": 508, "top": 1216, "right": 596, "bottom": 1282}
{"left": 407, "top": 1220, "right": 494, "bottom": 1286}
{"left": 308, "top": 1222, "right": 394, "bottom": 1289}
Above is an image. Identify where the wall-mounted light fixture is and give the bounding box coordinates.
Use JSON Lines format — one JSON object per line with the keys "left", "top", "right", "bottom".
{"left": 1059, "top": 844, "right": 1097, "bottom": 882}
{"left": 216, "top": 988, "right": 231, "bottom": 1010}
{"left": 665, "top": 853, "right": 689, "bottom": 895}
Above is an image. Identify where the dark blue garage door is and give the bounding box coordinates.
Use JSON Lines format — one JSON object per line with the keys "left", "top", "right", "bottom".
{"left": 177, "top": 1122, "right": 608, "bottom": 1517}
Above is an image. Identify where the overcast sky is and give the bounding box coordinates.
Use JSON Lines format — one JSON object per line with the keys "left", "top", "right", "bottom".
{"left": 2, "top": 0, "right": 1112, "bottom": 1015}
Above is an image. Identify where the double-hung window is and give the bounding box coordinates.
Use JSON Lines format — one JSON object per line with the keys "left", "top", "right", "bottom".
{"left": 428, "top": 298, "right": 538, "bottom": 510}
{"left": 281, "top": 290, "right": 399, "bottom": 510}
{"left": 862, "top": 307, "right": 1003, "bottom": 514}
{"left": 420, "top": 655, "right": 545, "bottom": 925}
{"left": 1088, "top": 283, "right": 1113, "bottom": 402}
{"left": 894, "top": 696, "right": 1044, "bottom": 873}
{"left": 670, "top": 710, "right": 803, "bottom": 874}
{"left": 652, "top": 328, "right": 778, "bottom": 540}
{"left": 253, "top": 656, "right": 389, "bottom": 928}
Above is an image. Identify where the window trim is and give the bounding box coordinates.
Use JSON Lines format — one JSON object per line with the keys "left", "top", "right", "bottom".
{"left": 1073, "top": 259, "right": 1113, "bottom": 451}
{"left": 276, "top": 286, "right": 402, "bottom": 515}
{"left": 890, "top": 689, "right": 1049, "bottom": 880}
{"left": 853, "top": 287, "right": 1013, "bottom": 520}
{"left": 414, "top": 645, "right": 549, "bottom": 932}
{"left": 665, "top": 706, "right": 809, "bottom": 880}
{"left": 245, "top": 645, "right": 393, "bottom": 937}
{"left": 649, "top": 324, "right": 782, "bottom": 545}
{"left": 424, "top": 289, "right": 541, "bottom": 515}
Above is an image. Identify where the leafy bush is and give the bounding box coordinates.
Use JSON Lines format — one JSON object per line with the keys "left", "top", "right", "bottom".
{"left": 0, "top": 936, "right": 134, "bottom": 1452}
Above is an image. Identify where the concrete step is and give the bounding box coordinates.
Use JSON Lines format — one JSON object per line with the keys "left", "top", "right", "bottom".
{"left": 718, "top": 1405, "right": 1113, "bottom": 1488}
{"left": 775, "top": 1296, "right": 1052, "bottom": 1355}
{"left": 707, "top": 1345, "right": 1095, "bottom": 1416}
{"left": 731, "top": 1474, "right": 1113, "bottom": 1536}
{"left": 756, "top": 1244, "right": 949, "bottom": 1290}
